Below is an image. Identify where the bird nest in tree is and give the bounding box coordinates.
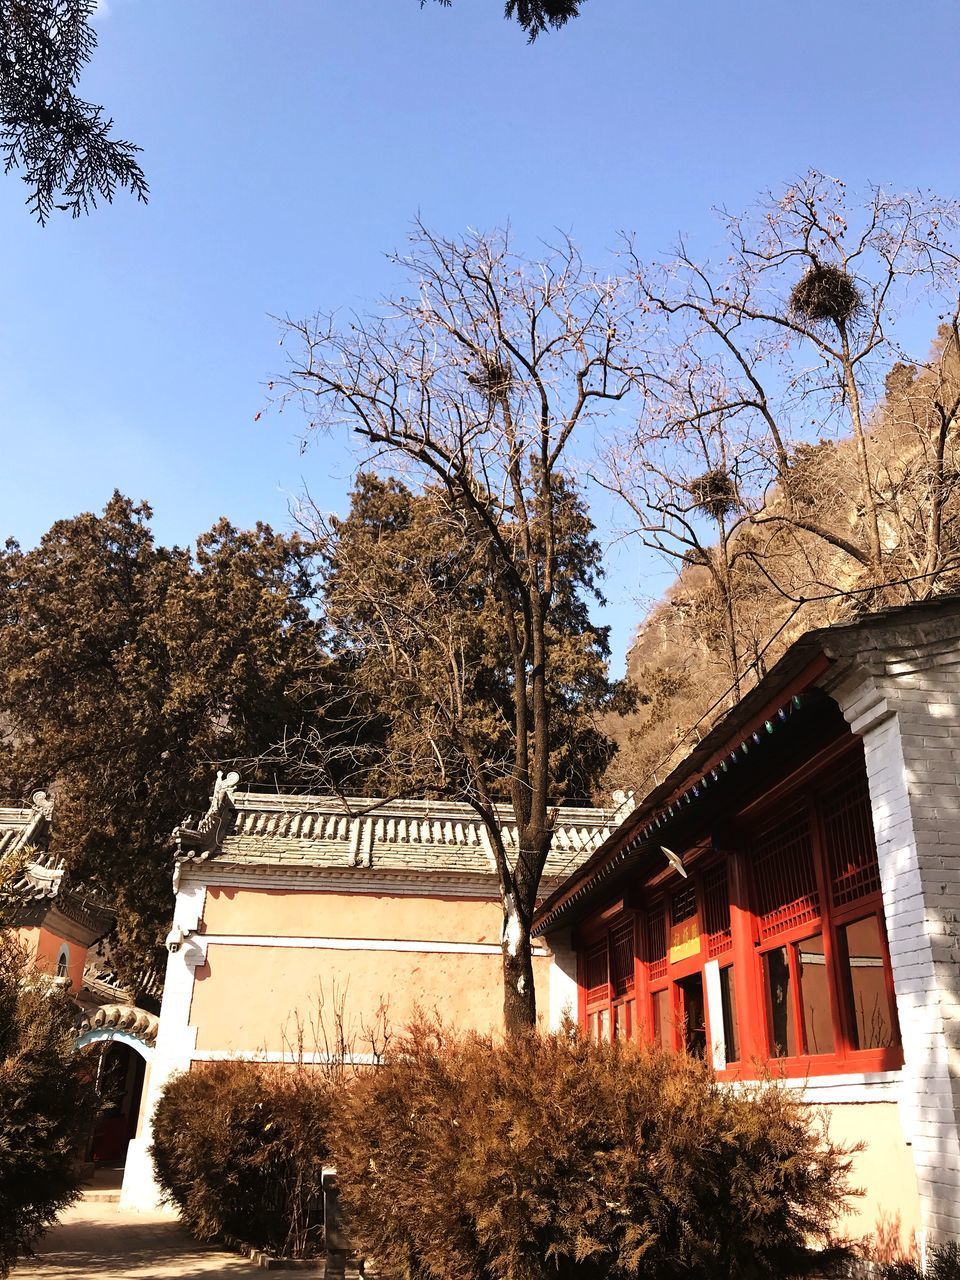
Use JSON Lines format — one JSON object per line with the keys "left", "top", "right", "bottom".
{"left": 468, "top": 355, "right": 512, "bottom": 399}
{"left": 688, "top": 468, "right": 738, "bottom": 520}
{"left": 789, "top": 263, "right": 862, "bottom": 326}
{"left": 681, "top": 546, "right": 708, "bottom": 569}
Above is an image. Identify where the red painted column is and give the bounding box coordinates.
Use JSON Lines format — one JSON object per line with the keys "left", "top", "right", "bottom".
{"left": 728, "top": 849, "right": 765, "bottom": 1066}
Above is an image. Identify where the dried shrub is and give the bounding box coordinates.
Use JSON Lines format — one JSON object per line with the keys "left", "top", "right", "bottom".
{"left": 150, "top": 1060, "right": 334, "bottom": 1259}
{"left": 790, "top": 263, "right": 863, "bottom": 327}
{"left": 874, "top": 1242, "right": 960, "bottom": 1280}
{"left": 688, "top": 468, "right": 738, "bottom": 520}
{"left": 332, "top": 1020, "right": 854, "bottom": 1280}
{"left": 0, "top": 938, "right": 96, "bottom": 1279}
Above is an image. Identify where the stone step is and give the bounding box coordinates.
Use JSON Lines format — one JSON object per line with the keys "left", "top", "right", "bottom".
{"left": 82, "top": 1189, "right": 121, "bottom": 1203}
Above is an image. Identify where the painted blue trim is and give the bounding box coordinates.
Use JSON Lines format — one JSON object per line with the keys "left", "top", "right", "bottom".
{"left": 75, "top": 1028, "right": 154, "bottom": 1061}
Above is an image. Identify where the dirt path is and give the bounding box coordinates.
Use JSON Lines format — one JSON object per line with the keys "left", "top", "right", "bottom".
{"left": 12, "top": 1198, "right": 270, "bottom": 1279}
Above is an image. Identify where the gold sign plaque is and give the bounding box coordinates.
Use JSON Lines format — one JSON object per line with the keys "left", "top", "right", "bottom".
{"left": 668, "top": 919, "right": 701, "bottom": 964}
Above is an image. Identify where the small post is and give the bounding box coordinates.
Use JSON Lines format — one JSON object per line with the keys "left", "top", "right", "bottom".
{"left": 322, "top": 1166, "right": 348, "bottom": 1280}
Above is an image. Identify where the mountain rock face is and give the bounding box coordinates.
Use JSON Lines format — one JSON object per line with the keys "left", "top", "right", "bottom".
{"left": 606, "top": 329, "right": 960, "bottom": 797}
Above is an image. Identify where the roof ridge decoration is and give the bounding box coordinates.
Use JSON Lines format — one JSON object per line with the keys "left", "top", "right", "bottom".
{"left": 2, "top": 790, "right": 60, "bottom": 901}
{"left": 79, "top": 1003, "right": 159, "bottom": 1048}
{"left": 173, "top": 770, "right": 241, "bottom": 861}
{"left": 173, "top": 774, "right": 629, "bottom": 881}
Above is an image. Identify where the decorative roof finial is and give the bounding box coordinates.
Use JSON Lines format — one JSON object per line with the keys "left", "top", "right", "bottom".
{"left": 172, "top": 770, "right": 241, "bottom": 860}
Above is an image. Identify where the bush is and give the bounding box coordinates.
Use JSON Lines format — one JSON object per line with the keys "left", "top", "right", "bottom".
{"left": 0, "top": 937, "right": 96, "bottom": 1279}
{"left": 332, "top": 1021, "right": 855, "bottom": 1280}
{"left": 876, "top": 1242, "right": 960, "bottom": 1280}
{"left": 150, "top": 1059, "right": 335, "bottom": 1258}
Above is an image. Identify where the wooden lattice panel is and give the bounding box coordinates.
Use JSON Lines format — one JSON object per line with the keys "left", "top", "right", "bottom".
{"left": 671, "top": 882, "right": 697, "bottom": 924}
{"left": 646, "top": 901, "right": 667, "bottom": 981}
{"left": 751, "top": 805, "right": 820, "bottom": 940}
{"left": 610, "top": 918, "right": 636, "bottom": 997}
{"left": 584, "top": 941, "right": 609, "bottom": 1006}
{"left": 820, "top": 770, "right": 882, "bottom": 908}
{"left": 702, "top": 862, "right": 733, "bottom": 956}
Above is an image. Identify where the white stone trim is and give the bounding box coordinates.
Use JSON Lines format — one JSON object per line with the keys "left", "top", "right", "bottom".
{"left": 199, "top": 933, "right": 546, "bottom": 957}
{"left": 120, "top": 880, "right": 207, "bottom": 1212}
{"left": 545, "top": 928, "right": 578, "bottom": 1031}
{"left": 726, "top": 1070, "right": 903, "bottom": 1104}
{"left": 788, "top": 1070, "right": 903, "bottom": 1104}
{"left": 703, "top": 959, "right": 726, "bottom": 1070}
{"left": 177, "top": 863, "right": 506, "bottom": 899}
{"left": 191, "top": 1048, "right": 383, "bottom": 1066}
{"left": 829, "top": 665, "right": 960, "bottom": 1244}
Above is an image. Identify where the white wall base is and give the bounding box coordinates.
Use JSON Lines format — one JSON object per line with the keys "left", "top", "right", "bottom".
{"left": 119, "top": 1137, "right": 173, "bottom": 1213}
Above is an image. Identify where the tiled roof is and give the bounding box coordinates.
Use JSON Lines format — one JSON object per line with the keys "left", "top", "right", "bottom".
{"left": 180, "top": 781, "right": 629, "bottom": 887}
{"left": 79, "top": 1002, "right": 159, "bottom": 1048}
{"left": 0, "top": 796, "right": 49, "bottom": 853}
{"left": 0, "top": 793, "right": 63, "bottom": 899}
{"left": 533, "top": 591, "right": 960, "bottom": 935}
{"left": 1, "top": 792, "right": 113, "bottom": 933}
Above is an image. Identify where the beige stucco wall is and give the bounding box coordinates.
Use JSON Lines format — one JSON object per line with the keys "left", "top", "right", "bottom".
{"left": 821, "top": 1101, "right": 921, "bottom": 1253}
{"left": 190, "top": 941, "right": 551, "bottom": 1049}
{"left": 201, "top": 886, "right": 505, "bottom": 944}
{"left": 15, "top": 924, "right": 87, "bottom": 991}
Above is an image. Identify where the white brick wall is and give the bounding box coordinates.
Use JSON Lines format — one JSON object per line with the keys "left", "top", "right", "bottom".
{"left": 120, "top": 877, "right": 207, "bottom": 1212}
{"left": 545, "top": 927, "right": 579, "bottom": 1031}
{"left": 831, "top": 639, "right": 960, "bottom": 1245}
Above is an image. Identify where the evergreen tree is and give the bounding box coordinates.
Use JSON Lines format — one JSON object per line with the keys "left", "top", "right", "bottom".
{"left": 314, "top": 473, "right": 625, "bottom": 805}
{"left": 0, "top": 0, "right": 147, "bottom": 222}
{"left": 0, "top": 493, "right": 332, "bottom": 989}
{"left": 0, "top": 937, "right": 96, "bottom": 1279}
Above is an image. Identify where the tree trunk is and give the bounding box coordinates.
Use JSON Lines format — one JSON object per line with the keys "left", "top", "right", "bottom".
{"left": 501, "top": 928, "right": 537, "bottom": 1034}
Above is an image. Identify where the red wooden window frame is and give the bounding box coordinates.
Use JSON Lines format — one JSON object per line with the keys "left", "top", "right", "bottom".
{"left": 741, "top": 754, "right": 901, "bottom": 1077}
{"left": 578, "top": 911, "right": 639, "bottom": 1043}
{"left": 577, "top": 741, "right": 902, "bottom": 1079}
{"left": 641, "top": 860, "right": 733, "bottom": 1060}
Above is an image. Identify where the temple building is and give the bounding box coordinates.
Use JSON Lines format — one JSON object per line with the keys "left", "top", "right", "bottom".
{"left": 121, "top": 784, "right": 622, "bottom": 1209}
{"left": 1, "top": 793, "right": 160, "bottom": 1175}
{"left": 533, "top": 595, "right": 960, "bottom": 1250}
{"left": 112, "top": 593, "right": 960, "bottom": 1250}
{"left": 2, "top": 791, "right": 112, "bottom": 991}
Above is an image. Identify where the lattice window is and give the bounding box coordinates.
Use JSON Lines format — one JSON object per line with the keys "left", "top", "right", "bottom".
{"left": 671, "top": 882, "right": 697, "bottom": 925}
{"left": 646, "top": 901, "right": 667, "bottom": 981}
{"left": 751, "top": 805, "right": 820, "bottom": 940}
{"left": 610, "top": 919, "right": 636, "bottom": 997}
{"left": 584, "top": 941, "right": 609, "bottom": 1006}
{"left": 820, "top": 770, "right": 882, "bottom": 908}
{"left": 702, "top": 862, "right": 733, "bottom": 956}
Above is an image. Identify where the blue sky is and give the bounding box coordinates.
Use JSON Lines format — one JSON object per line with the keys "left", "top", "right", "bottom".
{"left": 1, "top": 0, "right": 958, "bottom": 671}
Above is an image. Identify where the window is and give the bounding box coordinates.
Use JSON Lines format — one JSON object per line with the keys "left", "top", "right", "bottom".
{"left": 764, "top": 945, "right": 797, "bottom": 1057}
{"left": 581, "top": 915, "right": 636, "bottom": 1042}
{"left": 703, "top": 864, "right": 733, "bottom": 956}
{"left": 610, "top": 918, "right": 636, "bottom": 1040}
{"left": 796, "top": 933, "right": 834, "bottom": 1055}
{"left": 583, "top": 941, "right": 609, "bottom": 1041}
{"left": 646, "top": 900, "right": 667, "bottom": 981}
{"left": 678, "top": 973, "right": 707, "bottom": 1058}
{"left": 719, "top": 965, "right": 739, "bottom": 1063}
{"left": 840, "top": 915, "right": 897, "bottom": 1050}
{"left": 749, "top": 757, "right": 900, "bottom": 1071}
{"left": 55, "top": 945, "right": 69, "bottom": 980}
{"left": 652, "top": 987, "right": 673, "bottom": 1048}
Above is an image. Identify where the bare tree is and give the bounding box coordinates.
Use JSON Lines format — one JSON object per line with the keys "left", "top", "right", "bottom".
{"left": 610, "top": 174, "right": 960, "bottom": 645}
{"left": 272, "top": 225, "right": 638, "bottom": 1032}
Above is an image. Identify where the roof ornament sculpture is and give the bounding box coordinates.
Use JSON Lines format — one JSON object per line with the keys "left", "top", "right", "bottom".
{"left": 30, "top": 789, "right": 54, "bottom": 820}
{"left": 173, "top": 770, "right": 240, "bottom": 861}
